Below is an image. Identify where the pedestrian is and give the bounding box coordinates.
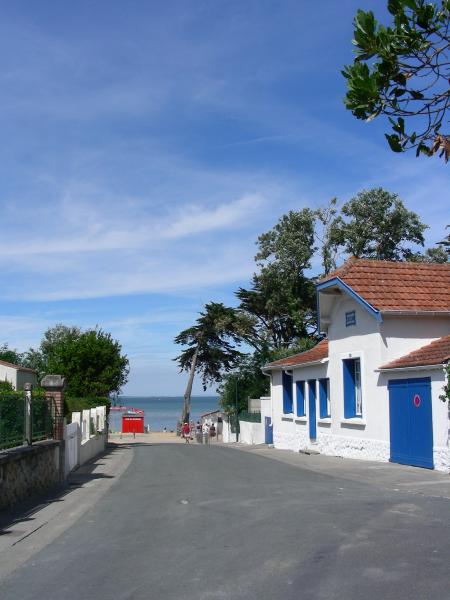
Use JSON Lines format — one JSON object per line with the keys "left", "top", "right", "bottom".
{"left": 202, "top": 421, "right": 210, "bottom": 445}
{"left": 209, "top": 423, "right": 216, "bottom": 440}
{"left": 182, "top": 422, "right": 190, "bottom": 443}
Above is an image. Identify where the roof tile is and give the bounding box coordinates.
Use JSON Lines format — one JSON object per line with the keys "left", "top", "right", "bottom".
{"left": 320, "top": 259, "right": 450, "bottom": 312}
{"left": 266, "top": 339, "right": 328, "bottom": 369}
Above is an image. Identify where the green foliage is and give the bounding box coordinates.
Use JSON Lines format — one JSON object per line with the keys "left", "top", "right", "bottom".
{"left": 329, "top": 188, "right": 427, "bottom": 260}
{"left": 409, "top": 246, "right": 449, "bottom": 262}
{"left": 0, "top": 390, "right": 24, "bottom": 449}
{"left": 343, "top": 1, "right": 450, "bottom": 160}
{"left": 440, "top": 363, "right": 450, "bottom": 402}
{"left": 174, "top": 302, "right": 246, "bottom": 390}
{"left": 0, "top": 343, "right": 23, "bottom": 366}
{"left": 218, "top": 339, "right": 316, "bottom": 414}
{"left": 237, "top": 208, "right": 317, "bottom": 349}
{"left": 65, "top": 396, "right": 110, "bottom": 420}
{"left": 438, "top": 226, "right": 450, "bottom": 254}
{"left": 28, "top": 324, "right": 129, "bottom": 397}
{"left": 0, "top": 380, "right": 14, "bottom": 392}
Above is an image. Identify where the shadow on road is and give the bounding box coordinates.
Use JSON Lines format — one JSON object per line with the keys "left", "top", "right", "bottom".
{"left": 0, "top": 442, "right": 125, "bottom": 537}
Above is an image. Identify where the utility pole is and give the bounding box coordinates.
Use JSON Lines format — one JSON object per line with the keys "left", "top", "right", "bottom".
{"left": 235, "top": 375, "right": 239, "bottom": 443}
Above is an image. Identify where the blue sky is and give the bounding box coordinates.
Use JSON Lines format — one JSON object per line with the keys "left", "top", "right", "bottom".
{"left": 0, "top": 1, "right": 448, "bottom": 395}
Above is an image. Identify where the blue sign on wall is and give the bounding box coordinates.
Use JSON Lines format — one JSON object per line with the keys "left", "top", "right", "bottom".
{"left": 345, "top": 310, "right": 356, "bottom": 327}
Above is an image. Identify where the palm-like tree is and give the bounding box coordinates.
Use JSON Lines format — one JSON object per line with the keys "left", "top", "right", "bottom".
{"left": 174, "top": 303, "right": 245, "bottom": 423}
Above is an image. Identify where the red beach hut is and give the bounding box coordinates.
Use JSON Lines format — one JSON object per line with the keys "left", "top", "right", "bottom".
{"left": 122, "top": 409, "right": 145, "bottom": 434}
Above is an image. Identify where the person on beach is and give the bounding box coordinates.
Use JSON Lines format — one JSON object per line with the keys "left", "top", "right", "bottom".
{"left": 182, "top": 422, "right": 190, "bottom": 443}
{"left": 202, "top": 421, "right": 209, "bottom": 445}
{"left": 163, "top": 427, "right": 167, "bottom": 433}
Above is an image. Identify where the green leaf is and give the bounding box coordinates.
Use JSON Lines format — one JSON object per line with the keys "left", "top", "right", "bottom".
{"left": 409, "top": 90, "right": 424, "bottom": 100}
{"left": 385, "top": 133, "right": 403, "bottom": 152}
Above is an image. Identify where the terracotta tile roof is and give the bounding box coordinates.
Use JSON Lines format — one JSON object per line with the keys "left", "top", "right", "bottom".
{"left": 265, "top": 339, "right": 328, "bottom": 369}
{"left": 380, "top": 334, "right": 450, "bottom": 370}
{"left": 319, "top": 258, "right": 450, "bottom": 312}
{"left": 0, "top": 359, "right": 36, "bottom": 373}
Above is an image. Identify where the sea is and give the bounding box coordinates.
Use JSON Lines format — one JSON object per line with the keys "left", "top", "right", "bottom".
{"left": 108, "top": 396, "right": 220, "bottom": 432}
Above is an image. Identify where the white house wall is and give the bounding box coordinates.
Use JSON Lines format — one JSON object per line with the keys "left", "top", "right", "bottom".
{"left": 380, "top": 316, "right": 450, "bottom": 365}
{"left": 271, "top": 292, "right": 450, "bottom": 471}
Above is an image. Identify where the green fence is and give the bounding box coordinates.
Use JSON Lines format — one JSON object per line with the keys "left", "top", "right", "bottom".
{"left": 238, "top": 411, "right": 261, "bottom": 423}
{"left": 0, "top": 391, "right": 55, "bottom": 451}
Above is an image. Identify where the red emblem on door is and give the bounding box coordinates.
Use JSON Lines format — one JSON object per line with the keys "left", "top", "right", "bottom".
{"left": 413, "top": 394, "right": 421, "bottom": 408}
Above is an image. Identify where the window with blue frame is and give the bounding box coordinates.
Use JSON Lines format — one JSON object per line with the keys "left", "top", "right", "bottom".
{"left": 282, "top": 371, "right": 293, "bottom": 414}
{"left": 319, "top": 378, "right": 330, "bottom": 418}
{"left": 296, "top": 381, "right": 305, "bottom": 417}
{"left": 345, "top": 310, "right": 356, "bottom": 327}
{"left": 343, "top": 358, "right": 363, "bottom": 418}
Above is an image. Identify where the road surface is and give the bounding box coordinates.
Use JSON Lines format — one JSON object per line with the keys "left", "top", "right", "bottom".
{"left": 1, "top": 442, "right": 450, "bottom": 599}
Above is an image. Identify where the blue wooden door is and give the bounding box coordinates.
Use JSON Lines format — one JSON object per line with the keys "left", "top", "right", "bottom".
{"left": 264, "top": 416, "right": 273, "bottom": 444}
{"left": 308, "top": 380, "right": 317, "bottom": 440}
{"left": 389, "top": 377, "right": 433, "bottom": 469}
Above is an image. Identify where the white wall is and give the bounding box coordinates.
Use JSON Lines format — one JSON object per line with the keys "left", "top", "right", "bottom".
{"left": 66, "top": 406, "right": 107, "bottom": 473}
{"left": 0, "top": 365, "right": 37, "bottom": 389}
{"left": 239, "top": 420, "right": 264, "bottom": 445}
{"left": 271, "top": 292, "right": 450, "bottom": 470}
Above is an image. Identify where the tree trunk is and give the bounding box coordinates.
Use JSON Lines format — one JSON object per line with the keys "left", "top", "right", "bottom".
{"left": 181, "top": 345, "right": 199, "bottom": 424}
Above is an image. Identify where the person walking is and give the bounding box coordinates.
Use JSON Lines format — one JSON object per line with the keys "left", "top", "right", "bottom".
{"left": 182, "top": 422, "right": 190, "bottom": 443}
{"left": 202, "top": 421, "right": 210, "bottom": 445}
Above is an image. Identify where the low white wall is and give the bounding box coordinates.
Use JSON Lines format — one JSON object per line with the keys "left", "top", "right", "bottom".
{"left": 80, "top": 432, "right": 107, "bottom": 465}
{"left": 239, "top": 420, "right": 264, "bottom": 445}
{"left": 222, "top": 417, "right": 233, "bottom": 443}
{"left": 64, "top": 421, "right": 80, "bottom": 476}
{"left": 66, "top": 405, "right": 108, "bottom": 473}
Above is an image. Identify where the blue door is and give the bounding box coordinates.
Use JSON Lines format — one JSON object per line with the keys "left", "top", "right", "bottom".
{"left": 308, "top": 380, "right": 317, "bottom": 440}
{"left": 389, "top": 377, "right": 433, "bottom": 469}
{"left": 265, "top": 416, "right": 273, "bottom": 444}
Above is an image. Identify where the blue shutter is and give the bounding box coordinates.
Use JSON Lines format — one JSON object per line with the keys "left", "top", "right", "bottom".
{"left": 296, "top": 381, "right": 305, "bottom": 417}
{"left": 282, "top": 372, "right": 293, "bottom": 414}
{"left": 319, "top": 378, "right": 329, "bottom": 418}
{"left": 343, "top": 359, "right": 356, "bottom": 418}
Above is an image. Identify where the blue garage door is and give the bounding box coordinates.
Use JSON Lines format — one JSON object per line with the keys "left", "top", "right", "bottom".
{"left": 389, "top": 377, "right": 433, "bottom": 469}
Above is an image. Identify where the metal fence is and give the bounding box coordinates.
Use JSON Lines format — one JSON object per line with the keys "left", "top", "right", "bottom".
{"left": 0, "top": 390, "right": 56, "bottom": 451}
{"left": 238, "top": 411, "right": 262, "bottom": 423}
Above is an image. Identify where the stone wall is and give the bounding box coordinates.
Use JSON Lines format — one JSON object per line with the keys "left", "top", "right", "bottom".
{"left": 0, "top": 440, "right": 61, "bottom": 510}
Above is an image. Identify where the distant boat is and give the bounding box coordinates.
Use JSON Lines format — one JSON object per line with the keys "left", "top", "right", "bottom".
{"left": 110, "top": 406, "right": 144, "bottom": 414}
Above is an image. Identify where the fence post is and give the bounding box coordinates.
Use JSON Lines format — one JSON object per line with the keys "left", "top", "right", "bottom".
{"left": 41, "top": 375, "right": 66, "bottom": 441}
{"left": 41, "top": 375, "right": 66, "bottom": 481}
{"left": 24, "top": 383, "right": 33, "bottom": 446}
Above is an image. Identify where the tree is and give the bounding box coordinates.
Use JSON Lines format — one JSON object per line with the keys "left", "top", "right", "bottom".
{"left": 218, "top": 339, "right": 317, "bottom": 415}
{"left": 237, "top": 208, "right": 317, "bottom": 350}
{"left": 315, "top": 197, "right": 339, "bottom": 275}
{"left": 26, "top": 324, "right": 129, "bottom": 398}
{"left": 409, "top": 246, "right": 449, "bottom": 262}
{"left": 329, "top": 188, "right": 427, "bottom": 260}
{"left": 342, "top": 1, "right": 450, "bottom": 160}
{"left": 438, "top": 226, "right": 450, "bottom": 254}
{"left": 174, "top": 303, "right": 246, "bottom": 423}
{"left": 0, "top": 343, "right": 23, "bottom": 365}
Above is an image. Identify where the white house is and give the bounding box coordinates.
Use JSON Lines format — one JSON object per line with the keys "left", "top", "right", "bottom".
{"left": 264, "top": 259, "right": 450, "bottom": 472}
{"left": 0, "top": 359, "right": 37, "bottom": 389}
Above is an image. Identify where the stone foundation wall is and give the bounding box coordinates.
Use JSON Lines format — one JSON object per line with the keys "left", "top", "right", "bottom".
{"left": 0, "top": 440, "right": 61, "bottom": 510}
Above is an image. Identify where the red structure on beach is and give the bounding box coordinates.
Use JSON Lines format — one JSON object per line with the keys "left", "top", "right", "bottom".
{"left": 122, "top": 410, "right": 145, "bottom": 434}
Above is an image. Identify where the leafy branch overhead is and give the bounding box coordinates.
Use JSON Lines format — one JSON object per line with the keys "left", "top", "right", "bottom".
{"left": 343, "top": 0, "right": 450, "bottom": 160}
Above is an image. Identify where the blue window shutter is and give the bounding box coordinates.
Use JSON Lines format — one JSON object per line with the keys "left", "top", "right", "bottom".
{"left": 319, "top": 378, "right": 329, "bottom": 418}
{"left": 282, "top": 372, "right": 293, "bottom": 414}
{"left": 296, "top": 381, "right": 305, "bottom": 416}
{"left": 343, "top": 359, "right": 356, "bottom": 418}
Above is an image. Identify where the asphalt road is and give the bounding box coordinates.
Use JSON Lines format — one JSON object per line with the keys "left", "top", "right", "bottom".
{"left": 2, "top": 443, "right": 450, "bottom": 600}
